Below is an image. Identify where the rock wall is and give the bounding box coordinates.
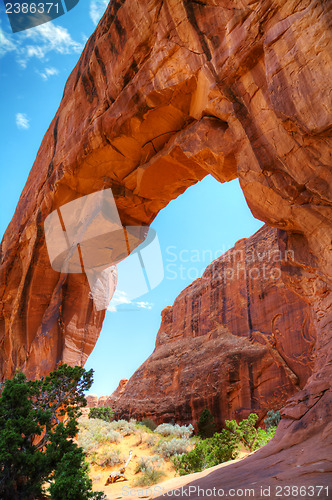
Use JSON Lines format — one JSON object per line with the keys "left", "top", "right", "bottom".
{"left": 109, "top": 225, "right": 316, "bottom": 427}
{"left": 0, "top": 0, "right": 331, "bottom": 489}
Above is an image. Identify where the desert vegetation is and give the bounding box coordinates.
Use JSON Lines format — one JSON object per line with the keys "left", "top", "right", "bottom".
{"left": 88, "top": 407, "right": 114, "bottom": 422}
{"left": 77, "top": 416, "right": 195, "bottom": 490}
{"left": 78, "top": 409, "right": 278, "bottom": 491}
{"left": 0, "top": 365, "right": 279, "bottom": 499}
{"left": 172, "top": 411, "right": 278, "bottom": 476}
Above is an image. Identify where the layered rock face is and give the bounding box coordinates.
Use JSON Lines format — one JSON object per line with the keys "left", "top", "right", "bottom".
{"left": 0, "top": 0, "right": 331, "bottom": 490}
{"left": 111, "top": 225, "right": 316, "bottom": 426}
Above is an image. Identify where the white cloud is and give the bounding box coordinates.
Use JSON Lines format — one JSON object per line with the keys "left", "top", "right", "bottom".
{"left": 90, "top": 0, "right": 108, "bottom": 26}
{"left": 136, "top": 301, "right": 153, "bottom": 310}
{"left": 24, "top": 23, "right": 83, "bottom": 54}
{"left": 81, "top": 33, "right": 89, "bottom": 44}
{"left": 38, "top": 66, "right": 59, "bottom": 80}
{"left": 0, "top": 22, "right": 83, "bottom": 68}
{"left": 107, "top": 290, "right": 131, "bottom": 312}
{"left": 0, "top": 28, "right": 17, "bottom": 58}
{"left": 26, "top": 45, "right": 44, "bottom": 59}
{"left": 107, "top": 291, "right": 154, "bottom": 312}
{"left": 16, "top": 113, "right": 30, "bottom": 130}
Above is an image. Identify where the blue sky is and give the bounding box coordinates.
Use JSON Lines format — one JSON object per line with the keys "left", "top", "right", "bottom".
{"left": 0, "top": 1, "right": 264, "bottom": 396}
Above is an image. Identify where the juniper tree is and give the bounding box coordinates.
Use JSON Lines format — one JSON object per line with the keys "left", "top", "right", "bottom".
{"left": 0, "top": 364, "right": 105, "bottom": 500}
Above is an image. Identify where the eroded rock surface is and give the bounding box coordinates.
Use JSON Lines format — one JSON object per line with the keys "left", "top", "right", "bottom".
{"left": 0, "top": 0, "right": 331, "bottom": 491}
{"left": 109, "top": 225, "right": 316, "bottom": 426}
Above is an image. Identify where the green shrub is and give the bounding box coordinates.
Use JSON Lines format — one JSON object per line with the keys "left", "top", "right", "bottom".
{"left": 78, "top": 419, "right": 121, "bottom": 454}
{"left": 197, "top": 409, "right": 216, "bottom": 438}
{"left": 256, "top": 426, "right": 277, "bottom": 447}
{"left": 172, "top": 450, "right": 204, "bottom": 476}
{"left": 173, "top": 413, "right": 277, "bottom": 476}
{"left": 105, "top": 429, "right": 121, "bottom": 443}
{"left": 155, "top": 437, "right": 190, "bottom": 457}
{"left": 225, "top": 413, "right": 277, "bottom": 452}
{"left": 172, "top": 430, "right": 238, "bottom": 476}
{"left": 138, "top": 418, "right": 157, "bottom": 431}
{"left": 225, "top": 413, "right": 274, "bottom": 452}
{"left": 95, "top": 447, "right": 124, "bottom": 467}
{"left": 109, "top": 419, "right": 137, "bottom": 435}
{"left": 154, "top": 423, "right": 194, "bottom": 439}
{"left": 88, "top": 407, "right": 114, "bottom": 422}
{"left": 135, "top": 455, "right": 164, "bottom": 473}
{"left": 79, "top": 433, "right": 99, "bottom": 453}
{"left": 264, "top": 410, "right": 281, "bottom": 430}
{"left": 49, "top": 448, "right": 106, "bottom": 500}
{"left": 225, "top": 413, "right": 259, "bottom": 452}
{"left": 144, "top": 434, "right": 158, "bottom": 447}
{"left": 133, "top": 466, "right": 165, "bottom": 487}
{"left": 135, "top": 456, "right": 151, "bottom": 474}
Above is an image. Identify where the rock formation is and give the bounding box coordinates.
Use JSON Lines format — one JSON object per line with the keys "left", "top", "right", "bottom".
{"left": 86, "top": 378, "right": 128, "bottom": 408}
{"left": 106, "top": 378, "right": 129, "bottom": 407}
{"left": 86, "top": 394, "right": 100, "bottom": 408}
{"left": 106, "top": 225, "right": 316, "bottom": 427}
{"left": 0, "top": 0, "right": 331, "bottom": 491}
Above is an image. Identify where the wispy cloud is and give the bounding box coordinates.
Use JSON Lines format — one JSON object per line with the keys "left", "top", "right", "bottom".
{"left": 81, "top": 33, "right": 89, "bottom": 44}
{"left": 0, "top": 22, "right": 83, "bottom": 68}
{"left": 38, "top": 66, "right": 59, "bottom": 80}
{"left": 0, "top": 28, "right": 17, "bottom": 58}
{"left": 107, "top": 290, "right": 153, "bottom": 312}
{"left": 90, "top": 0, "right": 108, "bottom": 26}
{"left": 16, "top": 113, "right": 30, "bottom": 130}
{"left": 136, "top": 301, "right": 153, "bottom": 310}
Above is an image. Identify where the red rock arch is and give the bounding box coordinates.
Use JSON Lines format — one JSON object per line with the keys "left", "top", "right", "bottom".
{"left": 0, "top": 0, "right": 331, "bottom": 490}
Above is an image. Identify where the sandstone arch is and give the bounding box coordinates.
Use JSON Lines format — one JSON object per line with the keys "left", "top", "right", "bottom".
{"left": 0, "top": 0, "right": 331, "bottom": 491}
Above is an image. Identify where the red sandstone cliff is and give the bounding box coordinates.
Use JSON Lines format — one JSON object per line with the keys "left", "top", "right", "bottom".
{"left": 107, "top": 225, "right": 316, "bottom": 426}
{"left": 0, "top": 0, "right": 330, "bottom": 384}
{"left": 0, "top": 0, "right": 331, "bottom": 492}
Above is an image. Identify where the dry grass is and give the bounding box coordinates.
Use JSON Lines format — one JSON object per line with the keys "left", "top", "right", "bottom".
{"left": 77, "top": 417, "right": 180, "bottom": 498}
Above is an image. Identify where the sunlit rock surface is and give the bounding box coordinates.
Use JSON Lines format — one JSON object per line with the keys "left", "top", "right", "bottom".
{"left": 110, "top": 225, "right": 316, "bottom": 427}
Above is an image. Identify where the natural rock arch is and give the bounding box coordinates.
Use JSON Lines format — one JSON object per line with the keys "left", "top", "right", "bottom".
{"left": 0, "top": 0, "right": 331, "bottom": 491}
